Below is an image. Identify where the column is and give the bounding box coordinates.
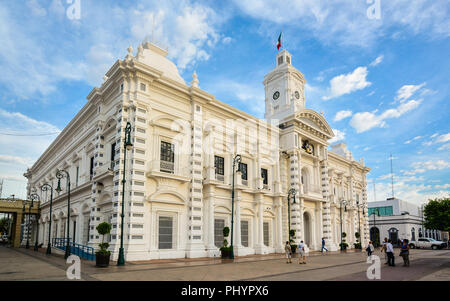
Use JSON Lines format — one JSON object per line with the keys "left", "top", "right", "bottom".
{"left": 205, "top": 185, "right": 216, "bottom": 256}
{"left": 254, "top": 193, "right": 265, "bottom": 254}
{"left": 289, "top": 150, "right": 301, "bottom": 244}
{"left": 274, "top": 196, "right": 284, "bottom": 252}
{"left": 233, "top": 191, "right": 243, "bottom": 255}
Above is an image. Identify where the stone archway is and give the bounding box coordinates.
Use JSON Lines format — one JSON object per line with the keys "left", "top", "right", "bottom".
{"left": 303, "top": 212, "right": 312, "bottom": 247}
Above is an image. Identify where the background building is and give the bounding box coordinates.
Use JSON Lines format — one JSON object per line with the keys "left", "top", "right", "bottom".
{"left": 368, "top": 197, "right": 444, "bottom": 246}
{"left": 24, "top": 42, "right": 370, "bottom": 261}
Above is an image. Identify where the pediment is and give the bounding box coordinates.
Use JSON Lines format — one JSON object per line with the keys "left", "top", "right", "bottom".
{"left": 295, "top": 109, "right": 334, "bottom": 140}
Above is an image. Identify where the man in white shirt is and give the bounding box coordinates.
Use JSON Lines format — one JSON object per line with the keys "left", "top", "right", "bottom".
{"left": 386, "top": 239, "right": 395, "bottom": 266}
{"left": 298, "top": 241, "right": 306, "bottom": 264}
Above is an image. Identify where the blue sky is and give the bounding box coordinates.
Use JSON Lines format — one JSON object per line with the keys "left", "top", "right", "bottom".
{"left": 0, "top": 0, "right": 449, "bottom": 205}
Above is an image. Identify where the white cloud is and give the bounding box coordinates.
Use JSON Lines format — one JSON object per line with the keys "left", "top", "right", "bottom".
{"left": 323, "top": 67, "right": 371, "bottom": 100}
{"left": 438, "top": 143, "right": 450, "bottom": 151}
{"left": 350, "top": 99, "right": 421, "bottom": 133}
{"left": 329, "top": 129, "right": 346, "bottom": 144}
{"left": 404, "top": 136, "right": 423, "bottom": 144}
{"left": 435, "top": 184, "right": 450, "bottom": 189}
{"left": 26, "top": 0, "right": 47, "bottom": 17}
{"left": 436, "top": 133, "right": 450, "bottom": 143}
{"left": 333, "top": 110, "right": 352, "bottom": 122}
{"left": 422, "top": 133, "right": 450, "bottom": 147}
{"left": 222, "top": 37, "right": 232, "bottom": 44}
{"left": 233, "top": 1, "right": 450, "bottom": 48}
{"left": 403, "top": 160, "right": 450, "bottom": 175}
{"left": 0, "top": 155, "right": 35, "bottom": 166}
{"left": 369, "top": 55, "right": 384, "bottom": 67}
{"left": 0, "top": 1, "right": 227, "bottom": 99}
{"left": 395, "top": 82, "right": 426, "bottom": 103}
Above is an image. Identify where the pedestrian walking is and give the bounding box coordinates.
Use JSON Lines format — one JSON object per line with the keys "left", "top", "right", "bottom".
{"left": 321, "top": 237, "right": 328, "bottom": 254}
{"left": 285, "top": 241, "right": 292, "bottom": 263}
{"left": 366, "top": 241, "right": 374, "bottom": 256}
{"left": 381, "top": 238, "right": 388, "bottom": 264}
{"left": 297, "top": 241, "right": 306, "bottom": 264}
{"left": 386, "top": 239, "right": 395, "bottom": 266}
{"left": 400, "top": 239, "right": 410, "bottom": 267}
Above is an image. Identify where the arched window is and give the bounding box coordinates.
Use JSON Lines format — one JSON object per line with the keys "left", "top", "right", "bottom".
{"left": 411, "top": 228, "right": 415, "bottom": 241}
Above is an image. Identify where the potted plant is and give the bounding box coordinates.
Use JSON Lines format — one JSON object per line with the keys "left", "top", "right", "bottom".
{"left": 219, "top": 226, "right": 233, "bottom": 260}
{"left": 340, "top": 232, "right": 348, "bottom": 251}
{"left": 289, "top": 230, "right": 297, "bottom": 255}
{"left": 95, "top": 222, "right": 111, "bottom": 267}
{"left": 354, "top": 232, "right": 362, "bottom": 250}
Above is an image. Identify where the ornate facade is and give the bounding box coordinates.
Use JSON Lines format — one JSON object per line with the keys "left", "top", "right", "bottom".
{"left": 24, "top": 42, "right": 370, "bottom": 261}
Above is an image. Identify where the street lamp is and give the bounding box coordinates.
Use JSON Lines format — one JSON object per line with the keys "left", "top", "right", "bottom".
{"left": 229, "top": 154, "right": 241, "bottom": 260}
{"left": 41, "top": 183, "right": 54, "bottom": 255}
{"left": 370, "top": 208, "right": 380, "bottom": 245}
{"left": 56, "top": 169, "right": 71, "bottom": 259}
{"left": 287, "top": 188, "right": 296, "bottom": 244}
{"left": 339, "top": 199, "right": 347, "bottom": 250}
{"left": 118, "top": 122, "right": 133, "bottom": 266}
{"left": 30, "top": 193, "right": 41, "bottom": 251}
{"left": 22, "top": 198, "right": 34, "bottom": 249}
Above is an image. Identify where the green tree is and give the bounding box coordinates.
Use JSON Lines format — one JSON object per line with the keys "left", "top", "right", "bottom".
{"left": 423, "top": 198, "right": 450, "bottom": 232}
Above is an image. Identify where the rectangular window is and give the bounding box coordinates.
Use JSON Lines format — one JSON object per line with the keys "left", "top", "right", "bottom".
{"left": 160, "top": 141, "right": 175, "bottom": 173}
{"left": 159, "top": 216, "right": 173, "bottom": 249}
{"left": 278, "top": 56, "right": 283, "bottom": 65}
{"left": 160, "top": 141, "right": 175, "bottom": 162}
{"left": 368, "top": 206, "right": 394, "bottom": 216}
{"left": 214, "top": 156, "right": 224, "bottom": 176}
{"left": 90, "top": 157, "right": 94, "bottom": 180}
{"left": 263, "top": 222, "right": 269, "bottom": 246}
{"left": 239, "top": 162, "right": 248, "bottom": 180}
{"left": 214, "top": 219, "right": 225, "bottom": 248}
{"left": 76, "top": 166, "right": 79, "bottom": 187}
{"left": 261, "top": 168, "right": 268, "bottom": 185}
{"left": 241, "top": 220, "right": 249, "bottom": 247}
{"left": 140, "top": 83, "right": 146, "bottom": 91}
{"left": 111, "top": 142, "right": 116, "bottom": 162}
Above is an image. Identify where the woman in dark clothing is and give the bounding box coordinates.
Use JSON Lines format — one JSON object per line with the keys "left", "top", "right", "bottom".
{"left": 400, "top": 239, "right": 410, "bottom": 267}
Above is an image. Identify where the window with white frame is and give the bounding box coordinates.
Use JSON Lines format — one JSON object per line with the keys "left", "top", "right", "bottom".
{"left": 241, "top": 220, "right": 249, "bottom": 247}
{"left": 158, "top": 216, "right": 173, "bottom": 249}
{"left": 263, "top": 222, "right": 269, "bottom": 246}
{"left": 214, "top": 219, "right": 225, "bottom": 248}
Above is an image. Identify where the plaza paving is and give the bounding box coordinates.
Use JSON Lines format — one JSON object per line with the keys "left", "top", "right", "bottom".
{"left": 0, "top": 245, "right": 449, "bottom": 281}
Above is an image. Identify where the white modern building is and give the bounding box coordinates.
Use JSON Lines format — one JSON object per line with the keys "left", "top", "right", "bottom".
{"left": 368, "top": 197, "right": 443, "bottom": 245}
{"left": 24, "top": 42, "right": 370, "bottom": 261}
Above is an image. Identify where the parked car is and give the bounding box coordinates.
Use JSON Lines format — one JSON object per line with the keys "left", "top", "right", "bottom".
{"left": 1, "top": 235, "right": 8, "bottom": 243}
{"left": 409, "top": 237, "right": 447, "bottom": 250}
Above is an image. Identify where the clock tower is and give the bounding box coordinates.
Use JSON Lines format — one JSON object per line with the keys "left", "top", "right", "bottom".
{"left": 263, "top": 50, "right": 306, "bottom": 123}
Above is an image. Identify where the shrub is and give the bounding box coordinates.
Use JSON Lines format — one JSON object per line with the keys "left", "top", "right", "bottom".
{"left": 96, "top": 222, "right": 111, "bottom": 255}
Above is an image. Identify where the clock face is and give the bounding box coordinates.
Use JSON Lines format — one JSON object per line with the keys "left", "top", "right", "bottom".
{"left": 273, "top": 91, "right": 280, "bottom": 100}
{"left": 295, "top": 91, "right": 300, "bottom": 99}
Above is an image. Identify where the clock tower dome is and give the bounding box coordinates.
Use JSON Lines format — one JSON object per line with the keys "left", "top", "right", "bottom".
{"left": 263, "top": 50, "right": 306, "bottom": 123}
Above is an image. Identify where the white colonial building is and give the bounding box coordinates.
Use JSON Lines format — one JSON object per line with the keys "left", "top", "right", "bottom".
{"left": 24, "top": 42, "right": 370, "bottom": 261}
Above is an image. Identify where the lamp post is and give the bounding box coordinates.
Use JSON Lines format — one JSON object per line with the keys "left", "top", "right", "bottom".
{"left": 339, "top": 199, "right": 347, "bottom": 250}
{"left": 287, "top": 188, "right": 296, "bottom": 244}
{"left": 24, "top": 198, "right": 35, "bottom": 249}
{"left": 41, "top": 183, "right": 54, "bottom": 255}
{"left": 118, "top": 122, "right": 133, "bottom": 266}
{"left": 370, "top": 208, "right": 380, "bottom": 245}
{"left": 30, "top": 193, "right": 41, "bottom": 251}
{"left": 56, "top": 169, "right": 71, "bottom": 259}
{"left": 229, "top": 154, "right": 241, "bottom": 260}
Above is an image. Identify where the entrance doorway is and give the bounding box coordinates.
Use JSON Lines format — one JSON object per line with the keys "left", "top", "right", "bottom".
{"left": 303, "top": 212, "right": 311, "bottom": 247}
